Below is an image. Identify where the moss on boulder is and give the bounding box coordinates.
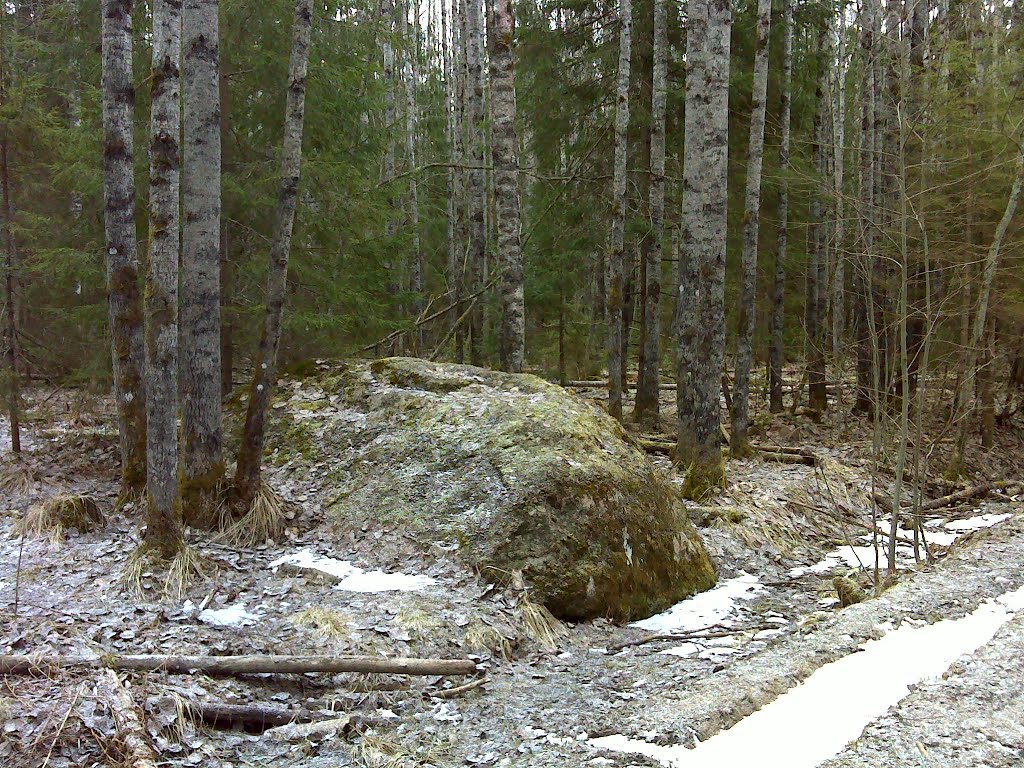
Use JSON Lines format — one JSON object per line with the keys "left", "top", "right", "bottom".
{"left": 280, "top": 357, "right": 716, "bottom": 621}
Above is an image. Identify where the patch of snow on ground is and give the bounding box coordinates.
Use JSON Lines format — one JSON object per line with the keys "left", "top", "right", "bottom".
{"left": 198, "top": 603, "right": 261, "bottom": 627}
{"left": 630, "top": 573, "right": 765, "bottom": 633}
{"left": 269, "top": 548, "right": 436, "bottom": 592}
{"left": 941, "top": 512, "right": 1012, "bottom": 532}
{"left": 591, "top": 584, "right": 1024, "bottom": 768}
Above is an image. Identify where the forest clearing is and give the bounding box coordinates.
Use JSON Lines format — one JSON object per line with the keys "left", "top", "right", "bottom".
{"left": 2, "top": 0, "right": 1024, "bottom": 765}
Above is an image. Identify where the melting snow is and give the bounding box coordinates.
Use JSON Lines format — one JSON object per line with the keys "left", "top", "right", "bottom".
{"left": 198, "top": 603, "right": 261, "bottom": 627}
{"left": 630, "top": 573, "right": 765, "bottom": 633}
{"left": 789, "top": 511, "right": 1014, "bottom": 577}
{"left": 592, "top": 584, "right": 1024, "bottom": 768}
{"left": 269, "top": 548, "right": 436, "bottom": 592}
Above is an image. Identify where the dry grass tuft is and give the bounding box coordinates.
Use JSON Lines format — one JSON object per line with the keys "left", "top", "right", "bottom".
{"left": 0, "top": 462, "right": 38, "bottom": 497}
{"left": 117, "top": 542, "right": 207, "bottom": 598}
{"left": 13, "top": 494, "right": 104, "bottom": 543}
{"left": 164, "top": 544, "right": 207, "bottom": 599}
{"left": 463, "top": 620, "right": 513, "bottom": 660}
{"left": 293, "top": 607, "right": 351, "bottom": 641}
{"left": 516, "top": 596, "right": 568, "bottom": 652}
{"left": 395, "top": 604, "right": 442, "bottom": 637}
{"left": 218, "top": 481, "right": 287, "bottom": 548}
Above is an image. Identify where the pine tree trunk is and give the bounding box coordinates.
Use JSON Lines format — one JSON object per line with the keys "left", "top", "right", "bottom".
{"left": 383, "top": 0, "right": 399, "bottom": 304}
{"left": 769, "top": 0, "right": 792, "bottom": 415}
{"left": 101, "top": 0, "right": 147, "bottom": 491}
{"left": 633, "top": 0, "right": 667, "bottom": 427}
{"left": 449, "top": 0, "right": 467, "bottom": 363}
{"left": 181, "top": 0, "right": 224, "bottom": 523}
{"left": 465, "top": 0, "right": 486, "bottom": 365}
{"left": 145, "top": 0, "right": 185, "bottom": 558}
{"left": 679, "top": 0, "right": 730, "bottom": 497}
{"left": 607, "top": 0, "right": 632, "bottom": 422}
{"left": 830, "top": 8, "right": 847, "bottom": 373}
{"left": 489, "top": 0, "right": 524, "bottom": 373}
{"left": 730, "top": 0, "right": 771, "bottom": 454}
{"left": 233, "top": 0, "right": 313, "bottom": 510}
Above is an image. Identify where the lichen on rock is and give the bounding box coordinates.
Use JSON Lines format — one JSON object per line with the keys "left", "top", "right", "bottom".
{"left": 271, "top": 357, "right": 717, "bottom": 621}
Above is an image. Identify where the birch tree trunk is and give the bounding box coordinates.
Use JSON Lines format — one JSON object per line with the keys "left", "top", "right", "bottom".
{"left": 489, "top": 0, "right": 524, "bottom": 373}
{"left": 769, "top": 0, "right": 793, "bottom": 415}
{"left": 181, "top": 0, "right": 223, "bottom": 522}
{"left": 730, "top": 0, "right": 771, "bottom": 455}
{"left": 465, "top": 0, "right": 486, "bottom": 365}
{"left": 234, "top": 0, "right": 313, "bottom": 510}
{"left": 145, "top": 0, "right": 185, "bottom": 557}
{"left": 633, "top": 0, "right": 667, "bottom": 426}
{"left": 679, "top": 0, "right": 730, "bottom": 497}
{"left": 607, "top": 0, "right": 632, "bottom": 422}
{"left": 101, "top": 0, "right": 147, "bottom": 492}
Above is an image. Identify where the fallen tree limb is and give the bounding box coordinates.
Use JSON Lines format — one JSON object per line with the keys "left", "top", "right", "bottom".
{"left": 262, "top": 713, "right": 390, "bottom": 741}
{"left": 638, "top": 437, "right": 675, "bottom": 457}
{"left": 874, "top": 480, "right": 1021, "bottom": 515}
{"left": 427, "top": 677, "right": 488, "bottom": 699}
{"left": 0, "top": 654, "right": 478, "bottom": 677}
{"left": 96, "top": 669, "right": 159, "bottom": 768}
{"left": 605, "top": 623, "right": 769, "bottom": 653}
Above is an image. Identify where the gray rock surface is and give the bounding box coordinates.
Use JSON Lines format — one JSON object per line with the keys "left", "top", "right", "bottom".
{"left": 271, "top": 357, "right": 716, "bottom": 620}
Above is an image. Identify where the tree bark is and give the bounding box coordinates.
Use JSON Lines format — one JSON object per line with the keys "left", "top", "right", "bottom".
{"left": 465, "top": 0, "right": 486, "bottom": 365}
{"left": 219, "top": 68, "right": 234, "bottom": 396}
{"left": 633, "top": 0, "right": 667, "bottom": 427}
{"left": 769, "top": 0, "right": 793, "bottom": 415}
{"left": 489, "top": 0, "right": 524, "bottom": 373}
{"left": 145, "top": 0, "right": 185, "bottom": 558}
{"left": 679, "top": 0, "right": 731, "bottom": 498}
{"left": 101, "top": 0, "right": 147, "bottom": 493}
{"left": 181, "top": 0, "right": 224, "bottom": 523}
{"left": 401, "top": 0, "right": 423, "bottom": 352}
{"left": 730, "top": 0, "right": 772, "bottom": 455}
{"left": 233, "top": 0, "right": 313, "bottom": 510}
{"left": 607, "top": 0, "right": 632, "bottom": 422}
{"left": 1, "top": 134, "right": 20, "bottom": 458}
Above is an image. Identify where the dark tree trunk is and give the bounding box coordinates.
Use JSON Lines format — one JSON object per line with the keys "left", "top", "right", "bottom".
{"left": 233, "top": 0, "right": 313, "bottom": 510}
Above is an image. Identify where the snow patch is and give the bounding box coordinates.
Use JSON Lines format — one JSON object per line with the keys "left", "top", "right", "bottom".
{"left": 198, "top": 603, "right": 260, "bottom": 627}
{"left": 592, "top": 584, "right": 1024, "bottom": 767}
{"left": 941, "top": 512, "right": 1012, "bottom": 532}
{"left": 630, "top": 573, "right": 765, "bottom": 633}
{"left": 269, "top": 548, "right": 436, "bottom": 592}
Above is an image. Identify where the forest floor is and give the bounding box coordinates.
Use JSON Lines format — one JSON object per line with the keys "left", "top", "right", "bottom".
{"left": 1, "top": 373, "right": 1023, "bottom": 767}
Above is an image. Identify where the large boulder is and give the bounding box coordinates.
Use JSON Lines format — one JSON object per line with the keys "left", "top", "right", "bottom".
{"left": 278, "top": 357, "right": 716, "bottom": 621}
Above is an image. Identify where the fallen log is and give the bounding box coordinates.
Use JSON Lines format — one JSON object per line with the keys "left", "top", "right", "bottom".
{"left": 0, "top": 654, "right": 478, "bottom": 677}
{"left": 96, "top": 669, "right": 159, "bottom": 768}
{"left": 758, "top": 450, "right": 817, "bottom": 467}
{"left": 189, "top": 701, "right": 313, "bottom": 730}
{"left": 638, "top": 437, "right": 675, "bottom": 457}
